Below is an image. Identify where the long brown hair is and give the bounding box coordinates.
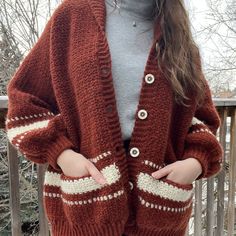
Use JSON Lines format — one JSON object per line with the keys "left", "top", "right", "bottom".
{"left": 111, "top": 0, "right": 206, "bottom": 107}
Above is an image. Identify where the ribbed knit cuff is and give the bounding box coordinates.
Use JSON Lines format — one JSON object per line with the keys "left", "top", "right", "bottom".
{"left": 182, "top": 144, "right": 223, "bottom": 180}
{"left": 46, "top": 135, "right": 75, "bottom": 171}
{"left": 182, "top": 145, "right": 210, "bottom": 180}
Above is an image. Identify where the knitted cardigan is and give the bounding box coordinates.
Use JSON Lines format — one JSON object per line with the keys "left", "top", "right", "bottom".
{"left": 5, "top": 0, "right": 223, "bottom": 235}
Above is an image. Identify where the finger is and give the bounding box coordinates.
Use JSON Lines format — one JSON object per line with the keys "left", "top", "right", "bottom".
{"left": 152, "top": 166, "right": 172, "bottom": 179}
{"left": 86, "top": 162, "right": 108, "bottom": 185}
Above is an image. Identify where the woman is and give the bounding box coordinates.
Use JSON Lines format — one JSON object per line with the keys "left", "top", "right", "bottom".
{"left": 5, "top": 0, "right": 223, "bottom": 235}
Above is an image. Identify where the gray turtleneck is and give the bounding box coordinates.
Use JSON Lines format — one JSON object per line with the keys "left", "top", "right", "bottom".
{"left": 104, "top": 0, "right": 156, "bottom": 141}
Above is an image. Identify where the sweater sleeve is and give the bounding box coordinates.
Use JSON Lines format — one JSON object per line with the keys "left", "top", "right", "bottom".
{"left": 181, "top": 58, "right": 224, "bottom": 180}
{"left": 5, "top": 15, "right": 75, "bottom": 172}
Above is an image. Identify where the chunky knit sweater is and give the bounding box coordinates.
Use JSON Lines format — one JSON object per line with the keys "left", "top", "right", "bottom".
{"left": 5, "top": 0, "right": 223, "bottom": 235}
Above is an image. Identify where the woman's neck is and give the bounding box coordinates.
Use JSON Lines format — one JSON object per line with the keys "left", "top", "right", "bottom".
{"left": 105, "top": 0, "right": 156, "bottom": 20}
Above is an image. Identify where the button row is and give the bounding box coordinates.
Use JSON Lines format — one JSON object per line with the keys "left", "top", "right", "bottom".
{"left": 128, "top": 73, "right": 155, "bottom": 159}
{"left": 123, "top": 74, "right": 155, "bottom": 195}
{"left": 106, "top": 73, "right": 155, "bottom": 117}
{"left": 136, "top": 73, "right": 155, "bottom": 120}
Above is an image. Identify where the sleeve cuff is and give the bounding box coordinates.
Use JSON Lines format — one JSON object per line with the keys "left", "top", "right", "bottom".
{"left": 46, "top": 135, "right": 75, "bottom": 171}
{"left": 182, "top": 145, "right": 223, "bottom": 180}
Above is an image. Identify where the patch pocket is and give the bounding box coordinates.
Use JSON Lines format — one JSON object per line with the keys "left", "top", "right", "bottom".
{"left": 43, "top": 166, "right": 68, "bottom": 224}
{"left": 135, "top": 171, "right": 194, "bottom": 231}
{"left": 160, "top": 176, "right": 194, "bottom": 191}
{"left": 60, "top": 162, "right": 128, "bottom": 225}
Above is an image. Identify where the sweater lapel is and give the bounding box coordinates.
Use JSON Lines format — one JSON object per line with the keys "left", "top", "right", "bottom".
{"left": 87, "top": 0, "right": 106, "bottom": 32}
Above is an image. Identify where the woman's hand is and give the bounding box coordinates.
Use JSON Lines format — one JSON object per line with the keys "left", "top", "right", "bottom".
{"left": 57, "top": 149, "right": 108, "bottom": 185}
{"left": 151, "top": 158, "right": 203, "bottom": 185}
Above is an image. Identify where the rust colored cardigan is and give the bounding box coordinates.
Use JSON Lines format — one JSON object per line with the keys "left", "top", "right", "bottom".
{"left": 5, "top": 0, "right": 223, "bottom": 235}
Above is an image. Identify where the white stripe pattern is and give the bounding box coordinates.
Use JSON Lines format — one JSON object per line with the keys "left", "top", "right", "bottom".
{"left": 7, "top": 119, "right": 51, "bottom": 142}
{"left": 192, "top": 128, "right": 213, "bottom": 135}
{"left": 142, "top": 160, "right": 166, "bottom": 170}
{"left": 191, "top": 117, "right": 215, "bottom": 136}
{"left": 190, "top": 117, "right": 214, "bottom": 135}
{"left": 137, "top": 172, "right": 193, "bottom": 202}
{"left": 88, "top": 151, "right": 112, "bottom": 163}
{"left": 44, "top": 163, "right": 121, "bottom": 194}
{"left": 12, "top": 131, "right": 30, "bottom": 151}
{"left": 191, "top": 117, "right": 204, "bottom": 126}
{"left": 43, "top": 189, "right": 125, "bottom": 205}
{"left": 62, "top": 189, "right": 124, "bottom": 205}
{"left": 5, "top": 111, "right": 54, "bottom": 125}
{"left": 6, "top": 113, "right": 61, "bottom": 142}
{"left": 138, "top": 196, "right": 192, "bottom": 212}
{"left": 43, "top": 192, "right": 61, "bottom": 198}
{"left": 44, "top": 171, "right": 62, "bottom": 187}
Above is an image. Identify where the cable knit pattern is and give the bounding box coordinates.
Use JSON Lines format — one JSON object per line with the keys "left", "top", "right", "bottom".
{"left": 5, "top": 0, "right": 223, "bottom": 235}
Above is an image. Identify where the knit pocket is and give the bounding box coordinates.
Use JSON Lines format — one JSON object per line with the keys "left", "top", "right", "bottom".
{"left": 43, "top": 167, "right": 67, "bottom": 224}
{"left": 135, "top": 166, "right": 194, "bottom": 232}
{"left": 60, "top": 162, "right": 128, "bottom": 225}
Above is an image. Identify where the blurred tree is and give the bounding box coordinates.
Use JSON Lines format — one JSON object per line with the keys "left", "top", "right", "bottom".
{"left": 204, "top": 0, "right": 236, "bottom": 94}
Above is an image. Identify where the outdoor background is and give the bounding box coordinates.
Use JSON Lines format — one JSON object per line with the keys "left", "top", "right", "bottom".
{"left": 0, "top": 0, "right": 235, "bottom": 235}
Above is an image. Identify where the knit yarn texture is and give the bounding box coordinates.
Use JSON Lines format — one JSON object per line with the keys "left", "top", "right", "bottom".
{"left": 5, "top": 0, "right": 224, "bottom": 235}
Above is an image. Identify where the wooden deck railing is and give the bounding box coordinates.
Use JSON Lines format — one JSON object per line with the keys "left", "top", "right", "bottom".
{"left": 0, "top": 96, "right": 235, "bottom": 236}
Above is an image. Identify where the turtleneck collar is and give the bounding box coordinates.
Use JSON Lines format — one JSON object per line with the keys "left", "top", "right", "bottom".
{"left": 105, "top": 0, "right": 157, "bottom": 20}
